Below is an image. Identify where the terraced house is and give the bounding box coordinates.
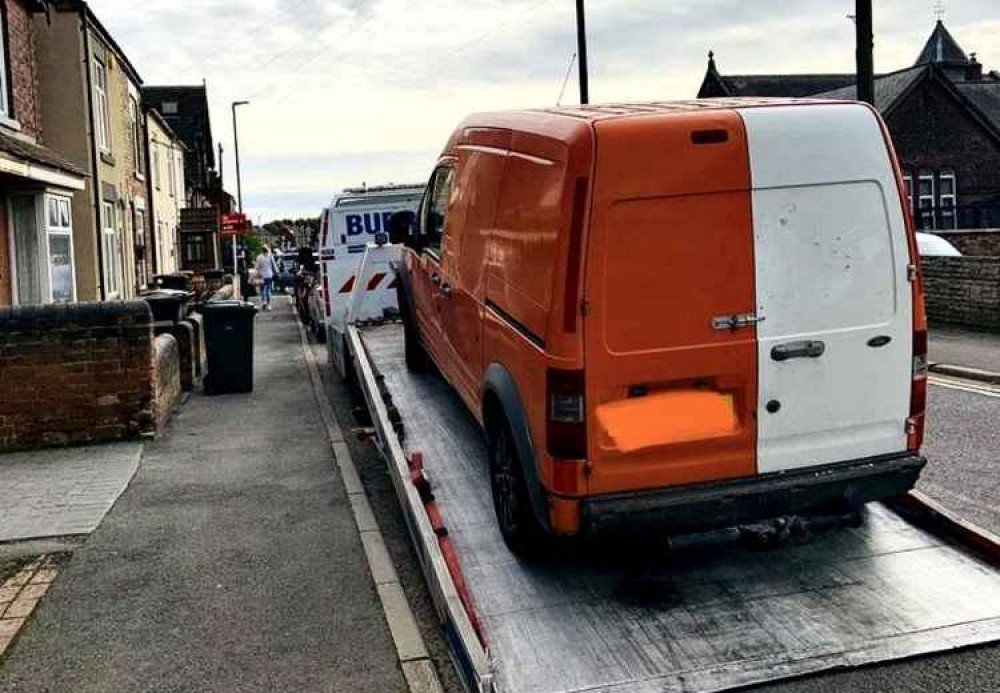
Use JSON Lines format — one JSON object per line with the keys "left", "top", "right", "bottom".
{"left": 0, "top": 0, "right": 86, "bottom": 306}
{"left": 34, "top": 0, "right": 150, "bottom": 301}
{"left": 144, "top": 107, "right": 186, "bottom": 276}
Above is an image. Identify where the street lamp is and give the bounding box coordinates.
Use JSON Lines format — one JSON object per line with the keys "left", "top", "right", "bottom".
{"left": 231, "top": 100, "right": 249, "bottom": 298}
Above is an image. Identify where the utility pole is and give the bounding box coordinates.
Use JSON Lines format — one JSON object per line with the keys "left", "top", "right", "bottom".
{"left": 232, "top": 101, "right": 249, "bottom": 213}
{"left": 575, "top": 0, "right": 590, "bottom": 104}
{"left": 231, "top": 100, "right": 249, "bottom": 298}
{"left": 855, "top": 0, "right": 874, "bottom": 105}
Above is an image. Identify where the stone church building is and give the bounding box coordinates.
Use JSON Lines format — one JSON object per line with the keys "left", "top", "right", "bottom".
{"left": 699, "top": 21, "right": 1000, "bottom": 230}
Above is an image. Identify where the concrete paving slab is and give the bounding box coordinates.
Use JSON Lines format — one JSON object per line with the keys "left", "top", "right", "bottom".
{"left": 0, "top": 443, "right": 142, "bottom": 543}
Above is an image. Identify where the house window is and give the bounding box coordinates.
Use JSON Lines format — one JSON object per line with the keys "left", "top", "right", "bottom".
{"left": 167, "top": 147, "right": 176, "bottom": 196}
{"left": 129, "top": 97, "right": 145, "bottom": 177}
{"left": 939, "top": 169, "right": 958, "bottom": 230}
{"left": 903, "top": 173, "right": 914, "bottom": 216}
{"left": 162, "top": 101, "right": 178, "bottom": 115}
{"left": 183, "top": 234, "right": 208, "bottom": 264}
{"left": 9, "top": 195, "right": 77, "bottom": 305}
{"left": 153, "top": 143, "right": 160, "bottom": 190}
{"left": 918, "top": 170, "right": 936, "bottom": 230}
{"left": 94, "top": 53, "right": 111, "bottom": 153}
{"left": 0, "top": 9, "right": 9, "bottom": 119}
{"left": 45, "top": 196, "right": 76, "bottom": 303}
{"left": 134, "top": 205, "right": 147, "bottom": 288}
{"left": 102, "top": 201, "right": 121, "bottom": 297}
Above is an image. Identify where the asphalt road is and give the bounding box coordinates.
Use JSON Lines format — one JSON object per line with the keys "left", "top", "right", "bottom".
{"left": 324, "top": 328, "right": 1000, "bottom": 693}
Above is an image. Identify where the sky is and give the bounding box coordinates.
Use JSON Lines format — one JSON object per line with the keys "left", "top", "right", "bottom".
{"left": 90, "top": 0, "right": 999, "bottom": 222}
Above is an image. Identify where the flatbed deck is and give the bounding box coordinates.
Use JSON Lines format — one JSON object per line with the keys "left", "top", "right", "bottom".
{"left": 349, "top": 322, "right": 1000, "bottom": 693}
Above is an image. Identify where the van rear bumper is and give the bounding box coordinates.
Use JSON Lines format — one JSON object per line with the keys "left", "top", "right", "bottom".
{"left": 581, "top": 453, "right": 926, "bottom": 534}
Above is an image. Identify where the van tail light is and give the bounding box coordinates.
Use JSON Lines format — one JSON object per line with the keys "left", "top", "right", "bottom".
{"left": 908, "top": 328, "right": 928, "bottom": 450}
{"left": 323, "top": 274, "right": 332, "bottom": 318}
{"left": 547, "top": 368, "right": 587, "bottom": 461}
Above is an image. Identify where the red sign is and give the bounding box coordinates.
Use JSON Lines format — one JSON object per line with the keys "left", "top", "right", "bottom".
{"left": 221, "top": 213, "right": 251, "bottom": 237}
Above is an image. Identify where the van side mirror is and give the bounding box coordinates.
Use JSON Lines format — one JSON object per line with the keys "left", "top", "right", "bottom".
{"left": 388, "top": 211, "right": 418, "bottom": 247}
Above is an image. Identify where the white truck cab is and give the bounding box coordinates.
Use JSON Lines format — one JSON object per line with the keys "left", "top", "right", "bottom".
{"left": 317, "top": 184, "right": 425, "bottom": 372}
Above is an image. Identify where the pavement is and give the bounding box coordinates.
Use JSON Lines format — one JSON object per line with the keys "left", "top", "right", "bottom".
{"left": 0, "top": 298, "right": 412, "bottom": 692}
{"left": 929, "top": 326, "right": 1000, "bottom": 378}
{"left": 0, "top": 443, "right": 142, "bottom": 543}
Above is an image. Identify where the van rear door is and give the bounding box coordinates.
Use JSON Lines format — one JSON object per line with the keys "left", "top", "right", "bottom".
{"left": 583, "top": 111, "right": 758, "bottom": 495}
{"left": 741, "top": 104, "right": 912, "bottom": 474}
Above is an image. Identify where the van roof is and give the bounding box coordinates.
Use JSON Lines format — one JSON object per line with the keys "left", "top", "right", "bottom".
{"left": 452, "top": 97, "right": 857, "bottom": 145}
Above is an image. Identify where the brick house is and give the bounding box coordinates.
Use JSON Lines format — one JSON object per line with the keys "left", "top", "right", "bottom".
{"left": 34, "top": 0, "right": 152, "bottom": 301}
{"left": 698, "top": 20, "right": 1000, "bottom": 230}
{"left": 0, "top": 0, "right": 87, "bottom": 306}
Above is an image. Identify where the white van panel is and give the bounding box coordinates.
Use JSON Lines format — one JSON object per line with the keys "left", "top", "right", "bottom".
{"left": 741, "top": 105, "right": 913, "bottom": 474}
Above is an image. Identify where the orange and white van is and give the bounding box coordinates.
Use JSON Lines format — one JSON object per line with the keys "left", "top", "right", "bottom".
{"left": 391, "top": 99, "right": 928, "bottom": 554}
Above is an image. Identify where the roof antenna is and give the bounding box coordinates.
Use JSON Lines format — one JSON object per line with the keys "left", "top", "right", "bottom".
{"left": 934, "top": 0, "right": 945, "bottom": 21}
{"left": 557, "top": 53, "right": 577, "bottom": 106}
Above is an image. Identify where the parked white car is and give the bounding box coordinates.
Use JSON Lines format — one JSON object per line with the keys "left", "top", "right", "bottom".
{"left": 916, "top": 232, "right": 962, "bottom": 257}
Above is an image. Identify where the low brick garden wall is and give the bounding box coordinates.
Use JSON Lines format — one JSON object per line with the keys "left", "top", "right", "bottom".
{"left": 922, "top": 256, "right": 1000, "bottom": 330}
{"left": 0, "top": 301, "right": 183, "bottom": 452}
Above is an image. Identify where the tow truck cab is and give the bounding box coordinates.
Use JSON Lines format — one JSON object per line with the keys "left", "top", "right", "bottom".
{"left": 394, "top": 100, "right": 928, "bottom": 554}
{"left": 317, "top": 184, "right": 424, "bottom": 356}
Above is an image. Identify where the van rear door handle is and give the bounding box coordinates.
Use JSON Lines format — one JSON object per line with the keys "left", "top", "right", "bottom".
{"left": 771, "top": 340, "right": 826, "bottom": 362}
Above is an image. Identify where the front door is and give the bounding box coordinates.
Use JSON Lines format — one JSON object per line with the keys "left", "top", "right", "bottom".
{"left": 11, "top": 194, "right": 43, "bottom": 305}
{"left": 409, "top": 165, "right": 455, "bottom": 369}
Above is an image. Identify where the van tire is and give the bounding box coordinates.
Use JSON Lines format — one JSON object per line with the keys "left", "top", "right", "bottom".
{"left": 489, "top": 419, "right": 546, "bottom": 556}
{"left": 403, "top": 317, "right": 429, "bottom": 373}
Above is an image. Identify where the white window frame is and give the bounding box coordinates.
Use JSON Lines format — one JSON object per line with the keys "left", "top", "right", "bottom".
{"left": 8, "top": 193, "right": 77, "bottom": 305}
{"left": 129, "top": 96, "right": 145, "bottom": 179}
{"left": 152, "top": 142, "right": 161, "bottom": 190}
{"left": 939, "top": 169, "right": 958, "bottom": 230}
{"left": 44, "top": 195, "right": 76, "bottom": 303}
{"left": 94, "top": 54, "right": 111, "bottom": 153}
{"left": 918, "top": 170, "right": 936, "bottom": 230}
{"left": 167, "top": 145, "right": 176, "bottom": 196}
{"left": 102, "top": 201, "right": 121, "bottom": 298}
{"left": 0, "top": 9, "right": 9, "bottom": 119}
{"left": 903, "top": 173, "right": 914, "bottom": 215}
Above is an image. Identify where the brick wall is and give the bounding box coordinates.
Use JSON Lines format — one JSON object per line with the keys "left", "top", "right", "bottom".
{"left": 152, "top": 333, "right": 181, "bottom": 429}
{"left": 922, "top": 257, "right": 1000, "bottom": 330}
{"left": 5, "top": 0, "right": 41, "bottom": 139}
{"left": 0, "top": 301, "right": 156, "bottom": 451}
{"left": 933, "top": 230, "right": 1000, "bottom": 257}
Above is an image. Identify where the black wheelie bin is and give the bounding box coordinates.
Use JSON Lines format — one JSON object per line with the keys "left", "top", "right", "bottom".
{"left": 203, "top": 300, "right": 258, "bottom": 394}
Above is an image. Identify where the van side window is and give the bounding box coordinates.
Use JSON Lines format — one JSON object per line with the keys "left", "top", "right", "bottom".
{"left": 424, "top": 167, "right": 455, "bottom": 253}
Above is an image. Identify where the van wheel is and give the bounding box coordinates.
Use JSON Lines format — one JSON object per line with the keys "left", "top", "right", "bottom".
{"left": 404, "top": 318, "right": 429, "bottom": 372}
{"left": 489, "top": 420, "right": 546, "bottom": 556}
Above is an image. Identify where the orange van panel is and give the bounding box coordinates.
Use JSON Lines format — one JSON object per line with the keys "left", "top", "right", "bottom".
{"left": 584, "top": 110, "right": 758, "bottom": 495}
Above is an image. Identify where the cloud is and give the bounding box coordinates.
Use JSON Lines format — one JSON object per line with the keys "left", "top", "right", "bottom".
{"left": 87, "top": 0, "right": 996, "bottom": 220}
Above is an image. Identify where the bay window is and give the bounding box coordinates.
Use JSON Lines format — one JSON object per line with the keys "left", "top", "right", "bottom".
{"left": 8, "top": 194, "right": 77, "bottom": 305}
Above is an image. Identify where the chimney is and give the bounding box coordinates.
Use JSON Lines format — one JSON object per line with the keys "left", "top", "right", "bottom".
{"left": 966, "top": 53, "right": 983, "bottom": 81}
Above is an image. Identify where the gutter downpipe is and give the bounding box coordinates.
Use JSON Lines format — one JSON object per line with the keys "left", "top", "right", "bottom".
{"left": 81, "top": 6, "right": 105, "bottom": 300}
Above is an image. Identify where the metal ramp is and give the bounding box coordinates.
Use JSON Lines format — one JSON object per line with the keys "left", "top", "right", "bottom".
{"left": 351, "top": 323, "right": 1000, "bottom": 693}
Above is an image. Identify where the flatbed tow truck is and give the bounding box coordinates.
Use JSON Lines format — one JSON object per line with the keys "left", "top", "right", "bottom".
{"left": 337, "top": 244, "right": 1000, "bottom": 693}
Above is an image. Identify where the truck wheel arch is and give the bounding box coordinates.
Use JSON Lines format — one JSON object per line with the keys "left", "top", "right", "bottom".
{"left": 482, "top": 364, "right": 552, "bottom": 534}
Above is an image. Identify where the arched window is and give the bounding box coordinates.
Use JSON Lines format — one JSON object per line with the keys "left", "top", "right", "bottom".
{"left": 918, "top": 170, "right": 936, "bottom": 230}
{"left": 939, "top": 169, "right": 957, "bottom": 229}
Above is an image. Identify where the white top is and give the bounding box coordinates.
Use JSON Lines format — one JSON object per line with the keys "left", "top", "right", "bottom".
{"left": 255, "top": 253, "right": 278, "bottom": 279}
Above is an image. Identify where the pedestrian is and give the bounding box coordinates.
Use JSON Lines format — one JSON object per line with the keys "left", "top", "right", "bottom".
{"left": 255, "top": 245, "right": 279, "bottom": 311}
